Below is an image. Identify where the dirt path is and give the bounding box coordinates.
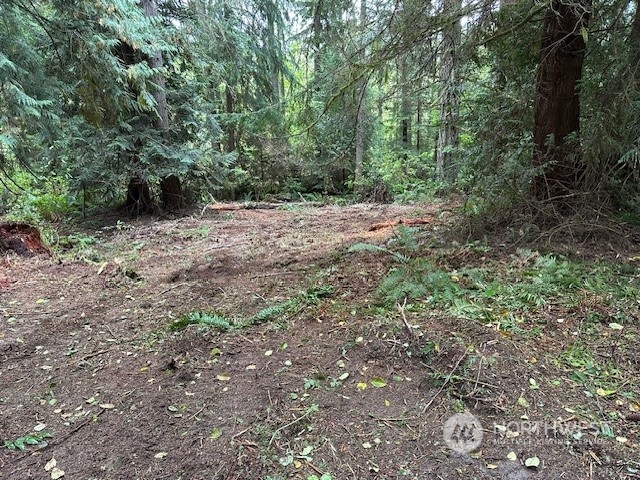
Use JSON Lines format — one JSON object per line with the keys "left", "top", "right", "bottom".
{"left": 0, "top": 203, "right": 636, "bottom": 479}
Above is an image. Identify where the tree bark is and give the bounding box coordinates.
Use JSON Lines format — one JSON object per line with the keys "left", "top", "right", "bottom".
{"left": 354, "top": 0, "right": 367, "bottom": 195}
{"left": 532, "top": 0, "right": 591, "bottom": 202}
{"left": 226, "top": 86, "right": 235, "bottom": 152}
{"left": 141, "top": 0, "right": 183, "bottom": 209}
{"left": 125, "top": 176, "right": 154, "bottom": 215}
{"left": 436, "top": 0, "right": 461, "bottom": 182}
{"left": 160, "top": 174, "right": 184, "bottom": 210}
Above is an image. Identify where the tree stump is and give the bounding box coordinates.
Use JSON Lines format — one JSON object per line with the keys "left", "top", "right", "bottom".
{"left": 160, "top": 174, "right": 184, "bottom": 210}
{"left": 0, "top": 223, "right": 50, "bottom": 256}
{"left": 124, "top": 176, "right": 154, "bottom": 216}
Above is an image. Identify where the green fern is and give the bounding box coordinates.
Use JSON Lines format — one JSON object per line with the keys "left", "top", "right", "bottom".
{"left": 171, "top": 286, "right": 335, "bottom": 331}
{"left": 348, "top": 243, "right": 410, "bottom": 263}
{"left": 170, "top": 312, "right": 232, "bottom": 332}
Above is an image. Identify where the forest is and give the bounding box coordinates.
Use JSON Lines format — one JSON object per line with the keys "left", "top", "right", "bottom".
{"left": 1, "top": 1, "right": 640, "bottom": 479}
{"left": 0, "top": 0, "right": 637, "bottom": 221}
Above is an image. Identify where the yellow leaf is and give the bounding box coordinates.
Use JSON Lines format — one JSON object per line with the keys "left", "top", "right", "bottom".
{"left": 216, "top": 373, "right": 231, "bottom": 381}
{"left": 357, "top": 382, "right": 367, "bottom": 390}
{"left": 596, "top": 388, "right": 616, "bottom": 397}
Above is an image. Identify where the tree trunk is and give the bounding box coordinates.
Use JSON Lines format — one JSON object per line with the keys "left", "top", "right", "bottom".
{"left": 226, "top": 86, "right": 235, "bottom": 152}
{"left": 532, "top": 0, "right": 591, "bottom": 202}
{"left": 436, "top": 0, "right": 461, "bottom": 182}
{"left": 354, "top": 0, "right": 367, "bottom": 195}
{"left": 630, "top": 0, "right": 640, "bottom": 81}
{"left": 141, "top": 0, "right": 183, "bottom": 209}
{"left": 400, "top": 56, "right": 411, "bottom": 153}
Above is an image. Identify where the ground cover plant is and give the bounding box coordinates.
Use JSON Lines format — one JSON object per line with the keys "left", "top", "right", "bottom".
{"left": 1, "top": 202, "right": 639, "bottom": 479}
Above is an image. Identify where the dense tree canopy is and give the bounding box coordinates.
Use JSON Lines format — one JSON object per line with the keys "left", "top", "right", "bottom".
{"left": 1, "top": 0, "right": 639, "bottom": 223}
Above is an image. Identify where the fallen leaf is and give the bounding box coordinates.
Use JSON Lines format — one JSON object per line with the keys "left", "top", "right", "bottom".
{"left": 245, "top": 364, "right": 256, "bottom": 370}
{"left": 154, "top": 452, "right": 168, "bottom": 459}
{"left": 517, "top": 396, "right": 530, "bottom": 409}
{"left": 370, "top": 377, "right": 387, "bottom": 388}
{"left": 616, "top": 436, "right": 628, "bottom": 443}
{"left": 34, "top": 423, "right": 47, "bottom": 432}
{"left": 356, "top": 382, "right": 367, "bottom": 391}
{"left": 209, "top": 428, "right": 223, "bottom": 440}
{"left": 264, "top": 349, "right": 273, "bottom": 356}
{"left": 216, "top": 373, "right": 231, "bottom": 381}
{"left": 507, "top": 451, "right": 517, "bottom": 461}
{"left": 338, "top": 372, "right": 349, "bottom": 381}
{"left": 362, "top": 442, "right": 372, "bottom": 449}
{"left": 44, "top": 457, "right": 57, "bottom": 471}
{"left": 609, "top": 323, "right": 624, "bottom": 331}
{"left": 524, "top": 456, "right": 540, "bottom": 468}
{"left": 51, "top": 467, "right": 65, "bottom": 479}
{"left": 596, "top": 388, "right": 616, "bottom": 397}
{"left": 99, "top": 404, "right": 115, "bottom": 409}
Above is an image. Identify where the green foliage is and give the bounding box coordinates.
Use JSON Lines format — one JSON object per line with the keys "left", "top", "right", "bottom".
{"left": 170, "top": 286, "right": 335, "bottom": 332}
{"left": 353, "top": 232, "right": 640, "bottom": 336}
{"left": 169, "top": 312, "right": 233, "bottom": 332}
{"left": 1, "top": 171, "right": 77, "bottom": 222}
{"left": 3, "top": 431, "right": 52, "bottom": 451}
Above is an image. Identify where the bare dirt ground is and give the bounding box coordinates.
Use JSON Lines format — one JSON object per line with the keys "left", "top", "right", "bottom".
{"left": 0, "top": 202, "right": 638, "bottom": 480}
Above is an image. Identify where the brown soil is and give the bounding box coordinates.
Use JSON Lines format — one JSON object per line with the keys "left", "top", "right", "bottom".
{"left": 0, "top": 203, "right": 638, "bottom": 480}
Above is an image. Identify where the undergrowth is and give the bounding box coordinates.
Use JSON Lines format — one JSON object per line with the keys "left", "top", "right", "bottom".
{"left": 349, "top": 228, "right": 640, "bottom": 329}
{"left": 170, "top": 285, "right": 335, "bottom": 332}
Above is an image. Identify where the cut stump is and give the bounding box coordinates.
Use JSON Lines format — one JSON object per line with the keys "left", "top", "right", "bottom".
{"left": 0, "top": 223, "right": 50, "bottom": 256}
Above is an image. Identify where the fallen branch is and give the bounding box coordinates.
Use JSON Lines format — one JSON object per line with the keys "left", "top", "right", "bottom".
{"left": 369, "top": 218, "right": 432, "bottom": 231}
{"left": 422, "top": 351, "right": 467, "bottom": 413}
{"left": 397, "top": 298, "right": 416, "bottom": 339}
{"left": 204, "top": 201, "right": 324, "bottom": 212}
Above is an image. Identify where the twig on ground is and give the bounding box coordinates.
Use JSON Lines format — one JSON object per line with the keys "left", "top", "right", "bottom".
{"left": 422, "top": 351, "right": 467, "bottom": 413}
{"left": 75, "top": 349, "right": 111, "bottom": 363}
{"left": 397, "top": 298, "right": 416, "bottom": 339}
{"left": 269, "top": 407, "right": 317, "bottom": 446}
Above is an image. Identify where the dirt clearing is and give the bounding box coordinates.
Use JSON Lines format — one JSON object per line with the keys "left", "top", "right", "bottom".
{"left": 1, "top": 203, "right": 638, "bottom": 479}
